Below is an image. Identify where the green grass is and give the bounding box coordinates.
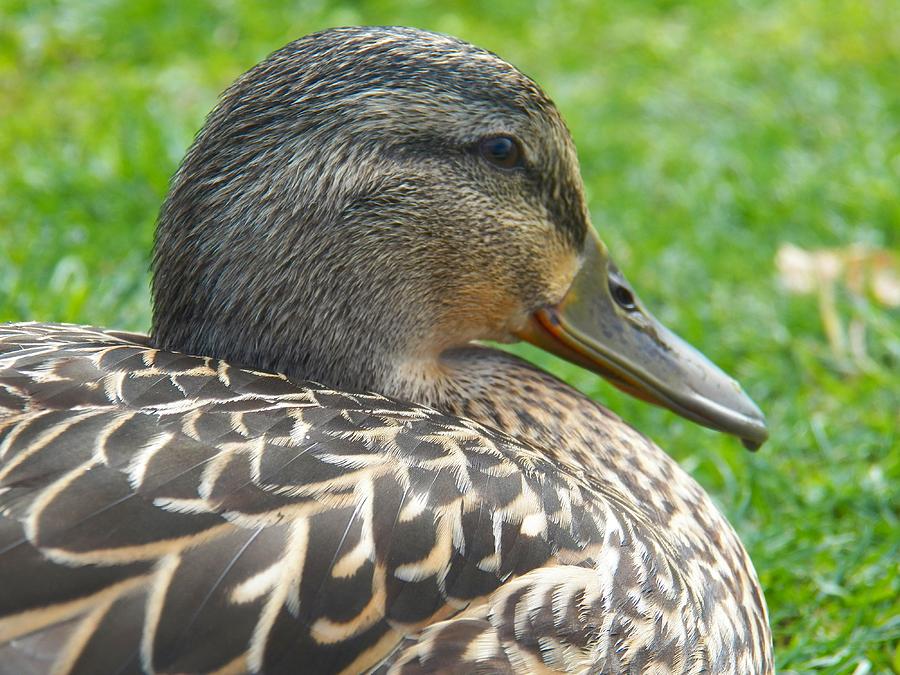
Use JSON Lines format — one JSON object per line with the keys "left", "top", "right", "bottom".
{"left": 1, "top": 1, "right": 898, "bottom": 672}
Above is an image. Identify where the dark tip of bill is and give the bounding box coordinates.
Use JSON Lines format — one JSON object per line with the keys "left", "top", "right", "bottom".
{"left": 742, "top": 437, "right": 762, "bottom": 452}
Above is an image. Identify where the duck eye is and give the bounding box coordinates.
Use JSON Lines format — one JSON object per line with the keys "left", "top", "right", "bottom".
{"left": 609, "top": 279, "right": 638, "bottom": 311}
{"left": 479, "top": 135, "right": 521, "bottom": 169}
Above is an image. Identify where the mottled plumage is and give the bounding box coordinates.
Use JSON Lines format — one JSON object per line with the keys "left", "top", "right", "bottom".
{"left": 0, "top": 26, "right": 773, "bottom": 675}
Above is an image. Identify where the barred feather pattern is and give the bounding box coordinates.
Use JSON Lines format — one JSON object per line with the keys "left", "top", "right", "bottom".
{"left": 0, "top": 323, "right": 771, "bottom": 674}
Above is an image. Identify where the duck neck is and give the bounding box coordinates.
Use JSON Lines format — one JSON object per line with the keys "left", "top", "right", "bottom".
{"left": 416, "top": 345, "right": 738, "bottom": 558}
{"left": 403, "top": 345, "right": 708, "bottom": 529}
{"left": 394, "top": 344, "right": 625, "bottom": 477}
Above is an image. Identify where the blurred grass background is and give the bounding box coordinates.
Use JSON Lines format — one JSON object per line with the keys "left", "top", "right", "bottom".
{"left": 1, "top": 0, "right": 898, "bottom": 672}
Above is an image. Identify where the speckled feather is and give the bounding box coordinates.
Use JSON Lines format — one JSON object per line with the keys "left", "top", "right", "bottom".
{"left": 0, "top": 324, "right": 770, "bottom": 674}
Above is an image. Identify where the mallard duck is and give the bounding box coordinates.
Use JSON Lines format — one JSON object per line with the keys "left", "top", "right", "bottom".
{"left": 0, "top": 26, "right": 773, "bottom": 675}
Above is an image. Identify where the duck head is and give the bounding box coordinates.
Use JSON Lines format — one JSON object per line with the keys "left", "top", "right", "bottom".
{"left": 152, "top": 26, "right": 767, "bottom": 449}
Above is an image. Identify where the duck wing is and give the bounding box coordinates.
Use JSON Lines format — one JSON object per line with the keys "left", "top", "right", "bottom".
{"left": 0, "top": 323, "right": 706, "bottom": 674}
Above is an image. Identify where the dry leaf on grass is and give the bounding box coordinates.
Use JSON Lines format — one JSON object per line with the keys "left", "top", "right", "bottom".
{"left": 775, "top": 243, "right": 899, "bottom": 366}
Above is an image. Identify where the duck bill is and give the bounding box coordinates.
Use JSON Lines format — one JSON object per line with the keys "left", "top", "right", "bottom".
{"left": 516, "top": 229, "right": 768, "bottom": 450}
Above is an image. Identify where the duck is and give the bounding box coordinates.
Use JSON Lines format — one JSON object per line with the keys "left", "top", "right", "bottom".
{"left": 0, "top": 26, "right": 773, "bottom": 675}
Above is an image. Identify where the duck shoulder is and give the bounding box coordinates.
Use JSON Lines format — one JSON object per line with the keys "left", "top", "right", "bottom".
{"left": 0, "top": 322, "right": 729, "bottom": 674}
